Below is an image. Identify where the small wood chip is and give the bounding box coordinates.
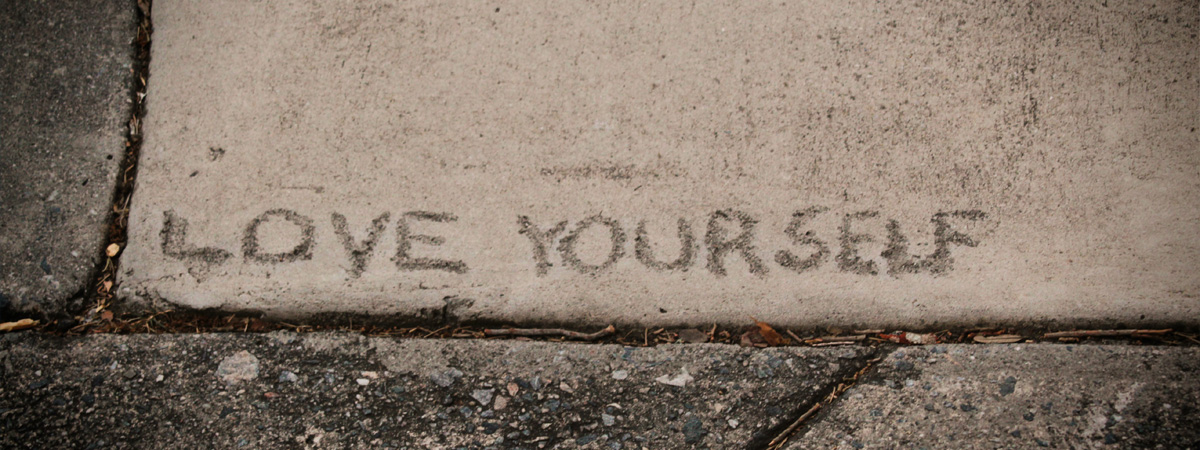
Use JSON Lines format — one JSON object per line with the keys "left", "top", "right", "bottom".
{"left": 1042, "top": 329, "right": 1171, "bottom": 339}
{"left": 973, "top": 334, "right": 1023, "bottom": 344}
{"left": 484, "top": 325, "right": 615, "bottom": 341}
{"left": 0, "top": 318, "right": 38, "bottom": 332}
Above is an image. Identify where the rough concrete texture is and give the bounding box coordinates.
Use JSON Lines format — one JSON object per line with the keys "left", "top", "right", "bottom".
{"left": 788, "top": 344, "right": 1200, "bottom": 449}
{"left": 121, "top": 0, "right": 1200, "bottom": 328}
{"left": 0, "top": 0, "right": 136, "bottom": 318}
{"left": 0, "top": 332, "right": 875, "bottom": 449}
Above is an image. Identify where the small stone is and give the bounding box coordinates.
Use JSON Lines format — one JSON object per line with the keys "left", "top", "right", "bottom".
{"left": 576, "top": 434, "right": 599, "bottom": 446}
{"left": 727, "top": 419, "right": 739, "bottom": 429}
{"left": 356, "top": 378, "right": 370, "bottom": 386}
{"left": 602, "top": 413, "right": 615, "bottom": 426}
{"left": 430, "top": 368, "right": 463, "bottom": 387}
{"left": 155, "top": 374, "right": 164, "bottom": 383}
{"left": 530, "top": 376, "right": 544, "bottom": 390}
{"left": 612, "top": 370, "right": 629, "bottom": 380}
{"left": 506, "top": 382, "right": 519, "bottom": 396}
{"left": 999, "top": 376, "right": 1017, "bottom": 396}
{"left": 682, "top": 418, "right": 708, "bottom": 444}
{"left": 473, "top": 389, "right": 495, "bottom": 406}
{"left": 655, "top": 367, "right": 693, "bottom": 387}
{"left": 122, "top": 369, "right": 138, "bottom": 380}
{"left": 560, "top": 382, "right": 574, "bottom": 393}
{"left": 216, "top": 351, "right": 260, "bottom": 385}
{"left": 278, "top": 371, "right": 298, "bottom": 383}
{"left": 105, "top": 243, "right": 120, "bottom": 257}
{"left": 677, "top": 329, "right": 709, "bottom": 343}
{"left": 494, "top": 396, "right": 509, "bottom": 411}
{"left": 28, "top": 378, "right": 51, "bottom": 390}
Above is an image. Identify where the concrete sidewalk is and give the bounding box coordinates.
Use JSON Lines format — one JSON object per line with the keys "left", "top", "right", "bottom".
{"left": 115, "top": 0, "right": 1200, "bottom": 329}
{"left": 0, "top": 0, "right": 136, "bottom": 319}
{"left": 1, "top": 332, "right": 1196, "bottom": 449}
{"left": 1, "top": 0, "right": 1198, "bottom": 448}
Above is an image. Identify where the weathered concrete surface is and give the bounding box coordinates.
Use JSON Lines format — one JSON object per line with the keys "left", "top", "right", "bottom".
{"left": 0, "top": 0, "right": 136, "bottom": 318}
{"left": 0, "top": 332, "right": 873, "bottom": 448}
{"left": 121, "top": 0, "right": 1200, "bottom": 328}
{"left": 787, "top": 344, "right": 1200, "bottom": 449}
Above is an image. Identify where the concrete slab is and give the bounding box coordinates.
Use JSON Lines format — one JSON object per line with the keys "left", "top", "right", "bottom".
{"left": 786, "top": 344, "right": 1200, "bottom": 449}
{"left": 0, "top": 332, "right": 874, "bottom": 448}
{"left": 120, "top": 0, "right": 1200, "bottom": 327}
{"left": 0, "top": 0, "right": 137, "bottom": 318}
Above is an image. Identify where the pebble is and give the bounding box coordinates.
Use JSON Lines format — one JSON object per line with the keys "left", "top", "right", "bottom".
{"left": 472, "top": 389, "right": 495, "bottom": 406}
{"left": 611, "top": 370, "right": 629, "bottom": 380}
{"left": 216, "top": 351, "right": 259, "bottom": 384}
{"left": 430, "top": 368, "right": 463, "bottom": 387}
{"left": 602, "top": 413, "right": 615, "bottom": 426}
{"left": 28, "top": 378, "right": 51, "bottom": 390}
{"left": 727, "top": 419, "right": 739, "bottom": 429}
{"left": 999, "top": 376, "right": 1017, "bottom": 396}
{"left": 494, "top": 396, "right": 509, "bottom": 411}
{"left": 356, "top": 378, "right": 370, "bottom": 386}
{"left": 655, "top": 367, "right": 693, "bottom": 387}
{"left": 278, "top": 371, "right": 298, "bottom": 383}
{"left": 677, "top": 329, "right": 709, "bottom": 343}
{"left": 682, "top": 418, "right": 708, "bottom": 444}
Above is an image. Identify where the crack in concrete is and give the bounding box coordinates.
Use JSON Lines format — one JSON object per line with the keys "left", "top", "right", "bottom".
{"left": 748, "top": 346, "right": 893, "bottom": 450}
{"left": 82, "top": 0, "right": 153, "bottom": 326}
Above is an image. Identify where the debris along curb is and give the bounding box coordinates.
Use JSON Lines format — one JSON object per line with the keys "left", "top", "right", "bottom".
{"left": 85, "top": 0, "right": 153, "bottom": 326}
{"left": 3, "top": 309, "right": 1194, "bottom": 348}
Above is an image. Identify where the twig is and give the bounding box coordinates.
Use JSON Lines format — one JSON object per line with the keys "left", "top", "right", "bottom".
{"left": 817, "top": 335, "right": 866, "bottom": 343}
{"left": 484, "top": 325, "right": 616, "bottom": 341}
{"left": 811, "top": 341, "right": 857, "bottom": 347}
{"left": 1042, "top": 329, "right": 1171, "bottom": 339}
{"left": 767, "top": 357, "right": 883, "bottom": 449}
{"left": 422, "top": 325, "right": 450, "bottom": 338}
{"left": 785, "top": 329, "right": 803, "bottom": 344}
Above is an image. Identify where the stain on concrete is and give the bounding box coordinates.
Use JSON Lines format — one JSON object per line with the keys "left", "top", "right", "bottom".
{"left": 160, "top": 210, "right": 233, "bottom": 266}
{"left": 635, "top": 218, "right": 695, "bottom": 272}
{"left": 557, "top": 215, "right": 626, "bottom": 274}
{"left": 241, "top": 209, "right": 316, "bottom": 264}
{"left": 837, "top": 211, "right": 880, "bottom": 276}
{"left": 705, "top": 209, "right": 767, "bottom": 277}
{"left": 393, "top": 211, "right": 467, "bottom": 273}
{"left": 331, "top": 212, "right": 389, "bottom": 278}
{"left": 517, "top": 216, "right": 568, "bottom": 276}
{"left": 775, "top": 206, "right": 831, "bottom": 273}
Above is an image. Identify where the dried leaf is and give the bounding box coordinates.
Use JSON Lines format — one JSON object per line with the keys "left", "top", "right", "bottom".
{"left": 974, "top": 336, "right": 1022, "bottom": 345}
{"left": 751, "top": 317, "right": 790, "bottom": 346}
{"left": 739, "top": 329, "right": 763, "bottom": 348}
{"left": 100, "top": 310, "right": 114, "bottom": 321}
{"left": 881, "top": 332, "right": 939, "bottom": 345}
{"left": 0, "top": 318, "right": 38, "bottom": 332}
